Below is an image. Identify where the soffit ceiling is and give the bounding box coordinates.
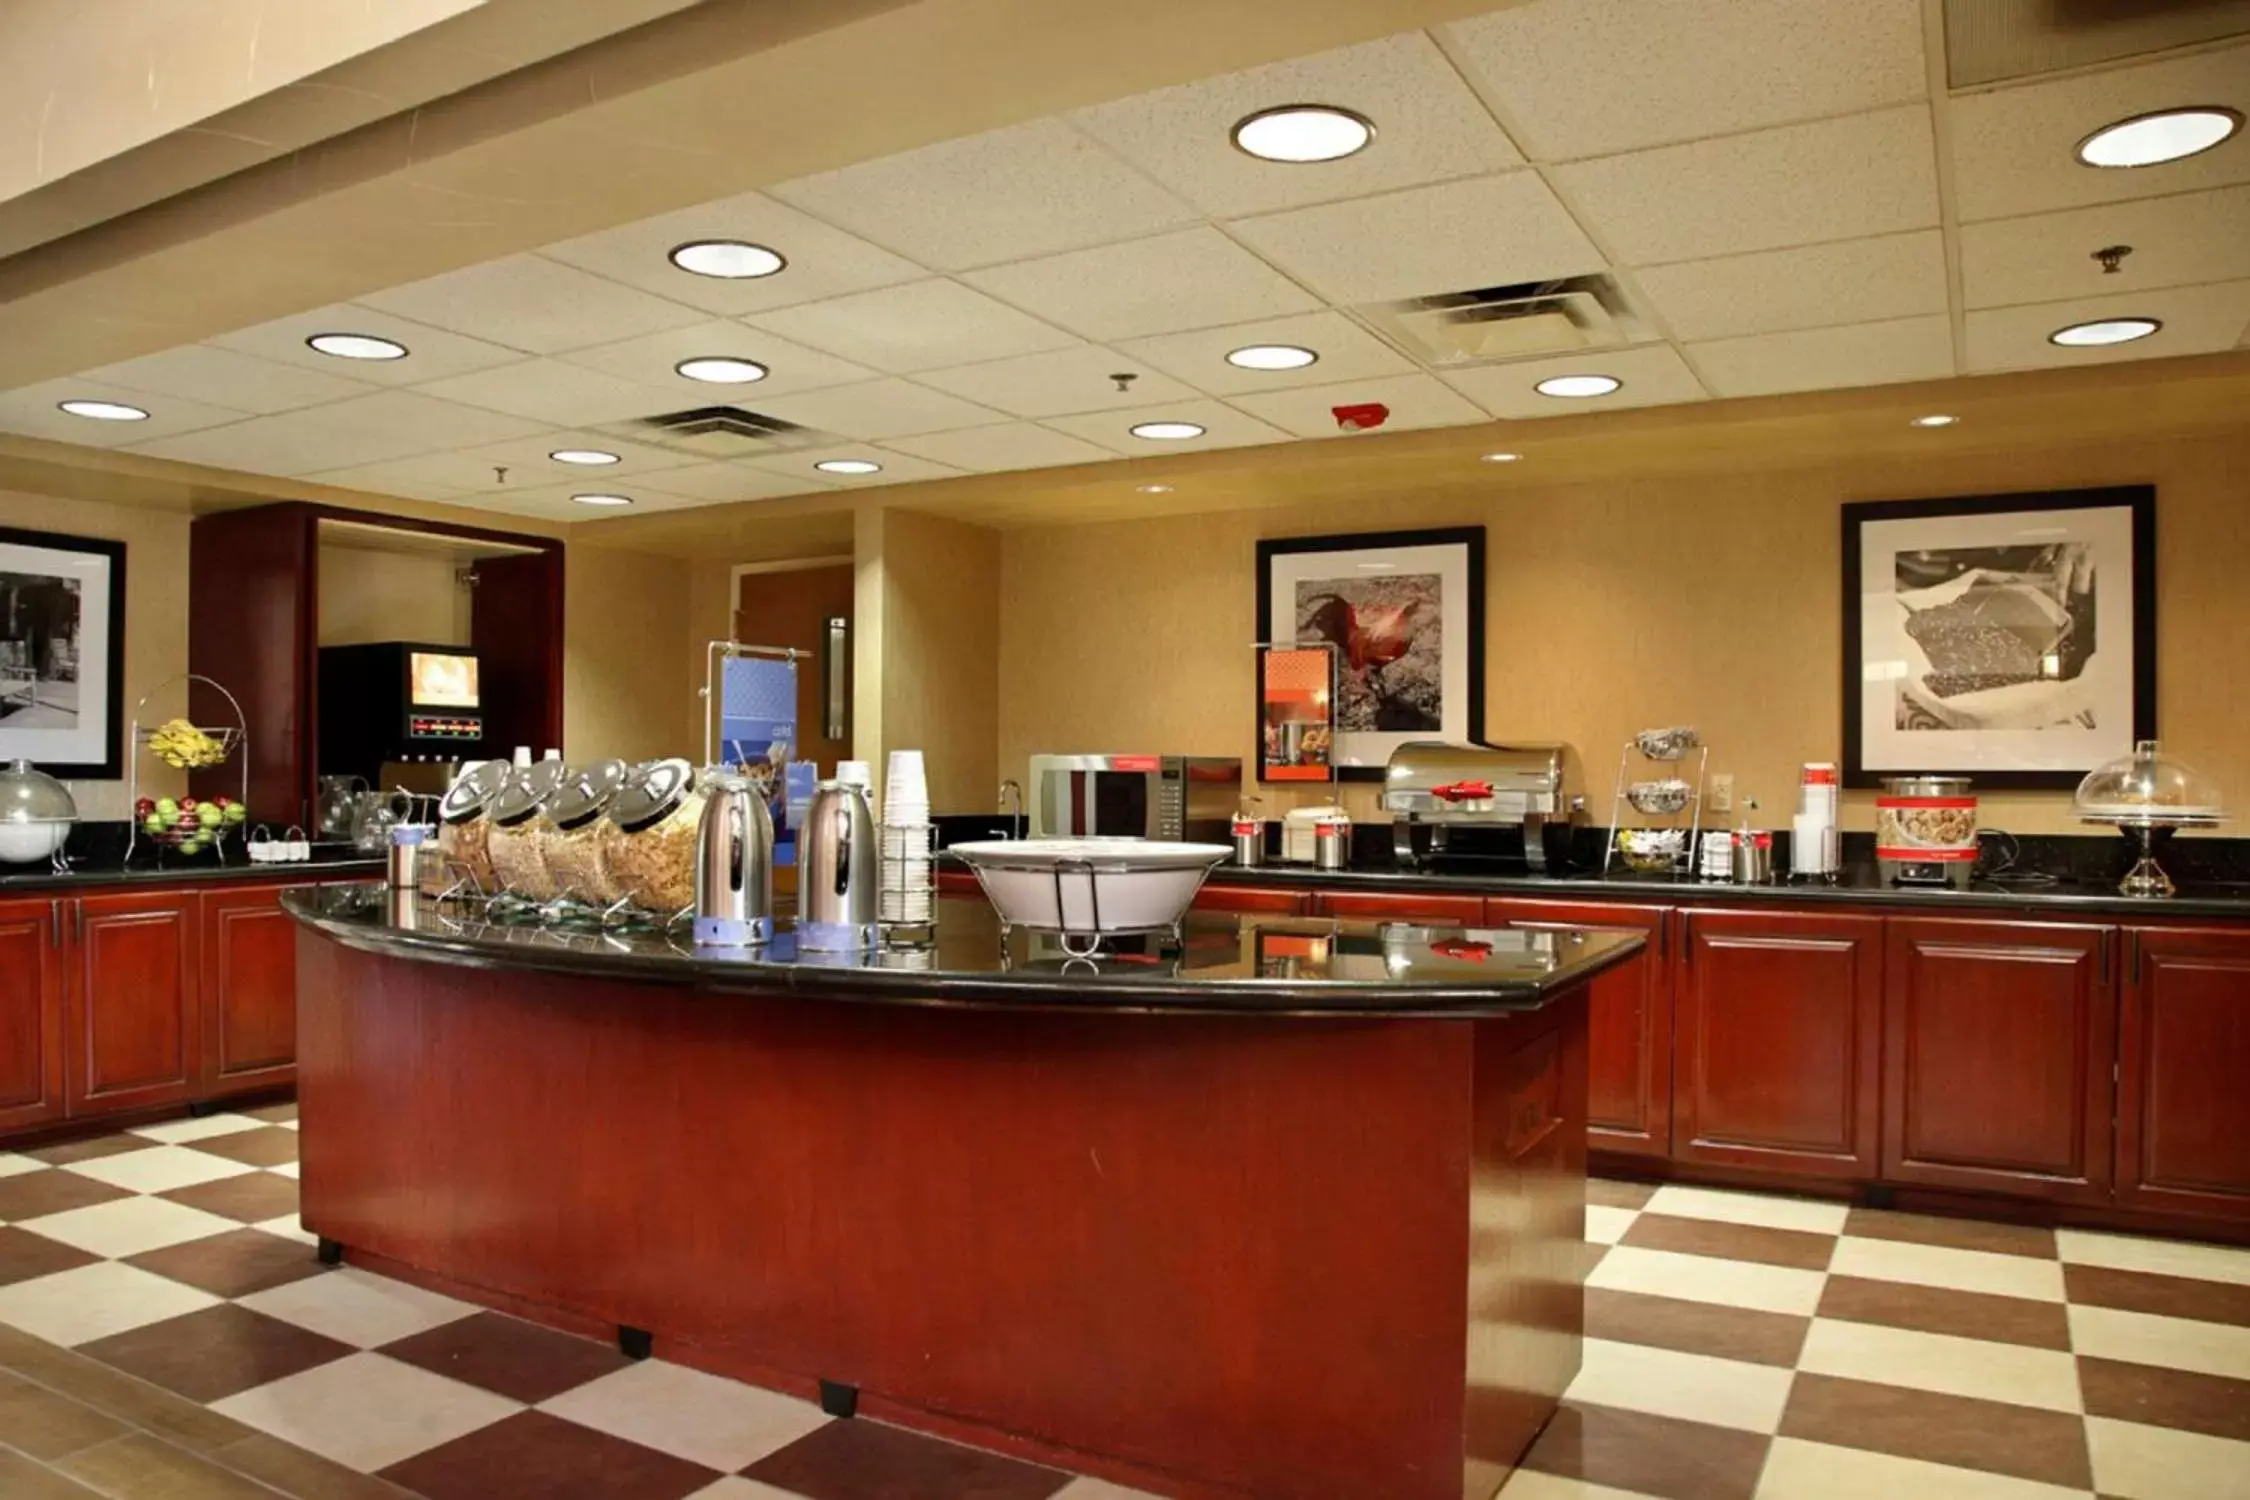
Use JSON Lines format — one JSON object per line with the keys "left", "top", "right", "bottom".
{"left": 3, "top": 0, "right": 2246, "bottom": 525}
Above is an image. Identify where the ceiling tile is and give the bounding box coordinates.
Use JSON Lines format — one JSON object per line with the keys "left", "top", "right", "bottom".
{"left": 1964, "top": 279, "right": 2250, "bottom": 373}
{"left": 80, "top": 345, "right": 377, "bottom": 414}
{"left": 535, "top": 190, "right": 927, "bottom": 315}
{"left": 205, "top": 303, "right": 525, "bottom": 385}
{"left": 1226, "top": 372, "right": 1488, "bottom": 439}
{"left": 1115, "top": 309, "right": 1418, "bottom": 395}
{"left": 1070, "top": 31, "right": 1523, "bottom": 218}
{"left": 916, "top": 345, "right": 1203, "bottom": 418}
{"left": 126, "top": 390, "right": 544, "bottom": 474}
{"left": 1039, "top": 398, "right": 1291, "bottom": 457}
{"left": 305, "top": 431, "right": 697, "bottom": 503}
{"left": 739, "top": 445, "right": 964, "bottom": 489}
{"left": 963, "top": 227, "right": 1321, "bottom": 341}
{"left": 745, "top": 281, "right": 1080, "bottom": 374}
{"left": 1442, "top": 0, "right": 1925, "bottom": 161}
{"left": 766, "top": 117, "right": 1198, "bottom": 271}
{"left": 1229, "top": 172, "right": 1606, "bottom": 304}
{"left": 883, "top": 422, "right": 1118, "bottom": 473}
{"left": 451, "top": 429, "right": 699, "bottom": 480}
{"left": 557, "top": 319, "right": 875, "bottom": 399}
{"left": 357, "top": 254, "right": 707, "bottom": 354}
{"left": 1555, "top": 106, "right": 1939, "bottom": 265}
{"left": 435, "top": 478, "right": 764, "bottom": 519}
{"left": 630, "top": 462, "right": 838, "bottom": 502}
{"left": 413, "top": 359, "right": 674, "bottom": 427}
{"left": 1958, "top": 186, "right": 2250, "bottom": 310}
{"left": 1688, "top": 315, "right": 1955, "bottom": 397}
{"left": 301, "top": 455, "right": 480, "bottom": 502}
{"left": 1439, "top": 344, "right": 1706, "bottom": 419}
{"left": 1949, "top": 43, "right": 2250, "bottom": 223}
{"left": 1632, "top": 230, "right": 1949, "bottom": 341}
{"left": 745, "top": 379, "right": 1007, "bottom": 441}
{"left": 0, "top": 379, "right": 250, "bottom": 447}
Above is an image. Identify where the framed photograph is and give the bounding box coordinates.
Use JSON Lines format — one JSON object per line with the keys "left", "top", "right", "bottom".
{"left": 1256, "top": 644, "right": 1338, "bottom": 784}
{"left": 1841, "top": 486, "right": 2154, "bottom": 790}
{"left": 0, "top": 526, "right": 126, "bottom": 779}
{"left": 1256, "top": 527, "right": 1485, "bottom": 781}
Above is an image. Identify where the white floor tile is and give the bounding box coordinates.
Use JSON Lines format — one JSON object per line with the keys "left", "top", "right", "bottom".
{"left": 268, "top": 1161, "right": 302, "bottom": 1180}
{"left": 129, "top": 1113, "right": 265, "bottom": 1144}
{"left": 1563, "top": 1337, "right": 1794, "bottom": 1433}
{"left": 1050, "top": 1480, "right": 1172, "bottom": 1500}
{"left": 214, "top": 1351, "right": 520, "bottom": 1471}
{"left": 1587, "top": 1244, "right": 1827, "bottom": 1316}
{"left": 2058, "top": 1228, "right": 2250, "bottom": 1287}
{"left": 1498, "top": 1473, "right": 1670, "bottom": 1500}
{"left": 685, "top": 1480, "right": 809, "bottom": 1500}
{"left": 0, "top": 1153, "right": 47, "bottom": 1180}
{"left": 0, "top": 1261, "right": 220, "bottom": 1346}
{"left": 1798, "top": 1317, "right": 2082, "bottom": 1412}
{"left": 251, "top": 1214, "right": 318, "bottom": 1245}
{"left": 237, "top": 1267, "right": 476, "bottom": 1347}
{"left": 1642, "top": 1184, "right": 1850, "bottom": 1235}
{"left": 539, "top": 1359, "right": 830, "bottom": 1471}
{"left": 1756, "top": 1436, "right": 2092, "bottom": 1499}
{"left": 2086, "top": 1415, "right": 2250, "bottom": 1500}
{"left": 15, "top": 1196, "right": 239, "bottom": 1259}
{"left": 1585, "top": 1204, "right": 1638, "bottom": 1246}
{"left": 278, "top": 1119, "right": 300, "bottom": 1131}
{"left": 61, "top": 1145, "right": 256, "bottom": 1194}
{"left": 2069, "top": 1303, "right": 2250, "bottom": 1381}
{"left": 1829, "top": 1235, "right": 2066, "bottom": 1302}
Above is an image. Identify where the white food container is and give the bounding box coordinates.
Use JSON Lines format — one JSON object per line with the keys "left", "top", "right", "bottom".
{"left": 951, "top": 839, "right": 1230, "bottom": 944}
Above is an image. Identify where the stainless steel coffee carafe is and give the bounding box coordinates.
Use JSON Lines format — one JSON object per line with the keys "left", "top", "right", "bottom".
{"left": 692, "top": 774, "right": 774, "bottom": 946}
{"left": 798, "top": 779, "right": 876, "bottom": 950}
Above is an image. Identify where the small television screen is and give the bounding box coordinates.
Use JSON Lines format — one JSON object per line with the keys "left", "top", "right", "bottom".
{"left": 409, "top": 650, "right": 479, "bottom": 708}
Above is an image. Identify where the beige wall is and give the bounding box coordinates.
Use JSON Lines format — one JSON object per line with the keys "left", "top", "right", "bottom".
{"left": 877, "top": 510, "right": 1000, "bottom": 814}
{"left": 562, "top": 544, "right": 695, "bottom": 765}
{"left": 316, "top": 544, "right": 472, "bottom": 648}
{"left": 999, "top": 430, "right": 2250, "bottom": 837}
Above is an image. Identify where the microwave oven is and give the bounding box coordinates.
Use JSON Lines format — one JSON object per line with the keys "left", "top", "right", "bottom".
{"left": 1027, "top": 754, "right": 1242, "bottom": 843}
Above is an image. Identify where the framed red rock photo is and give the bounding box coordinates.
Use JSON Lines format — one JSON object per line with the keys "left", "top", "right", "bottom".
{"left": 1841, "top": 486, "right": 2155, "bottom": 790}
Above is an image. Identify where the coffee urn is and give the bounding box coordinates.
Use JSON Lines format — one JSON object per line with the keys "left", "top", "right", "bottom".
{"left": 798, "top": 779, "right": 877, "bottom": 950}
{"left": 692, "top": 774, "right": 774, "bottom": 946}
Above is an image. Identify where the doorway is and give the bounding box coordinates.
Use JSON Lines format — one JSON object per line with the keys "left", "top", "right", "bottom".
{"left": 732, "top": 562, "right": 853, "bottom": 777}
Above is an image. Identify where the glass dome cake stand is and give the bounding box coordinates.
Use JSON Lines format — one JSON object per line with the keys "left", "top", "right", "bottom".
{"left": 2073, "top": 739, "right": 2227, "bottom": 898}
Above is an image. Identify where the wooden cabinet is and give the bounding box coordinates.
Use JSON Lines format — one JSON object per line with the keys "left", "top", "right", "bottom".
{"left": 64, "top": 890, "right": 201, "bottom": 1116}
{"left": 1194, "top": 885, "right": 1307, "bottom": 915}
{"left": 2117, "top": 925, "right": 2250, "bottom": 1222}
{"left": 1489, "top": 898, "right": 1671, "bottom": 1159}
{"left": 199, "top": 885, "right": 302, "bottom": 1097}
{"left": 1674, "top": 908, "right": 1883, "bottom": 1178}
{"left": 1882, "top": 919, "right": 2114, "bottom": 1203}
{"left": 1311, "top": 889, "right": 1486, "bottom": 924}
{"left": 0, "top": 896, "right": 66, "bottom": 1133}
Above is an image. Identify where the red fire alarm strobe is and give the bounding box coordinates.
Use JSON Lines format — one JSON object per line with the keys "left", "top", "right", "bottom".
{"left": 1332, "top": 402, "right": 1390, "bottom": 431}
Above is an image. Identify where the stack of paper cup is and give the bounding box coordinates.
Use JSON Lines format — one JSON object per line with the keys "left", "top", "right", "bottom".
{"left": 879, "top": 750, "right": 934, "bottom": 929}
{"left": 1792, "top": 762, "right": 1840, "bottom": 876}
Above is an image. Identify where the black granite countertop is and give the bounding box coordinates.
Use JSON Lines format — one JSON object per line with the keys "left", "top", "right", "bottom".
{"left": 0, "top": 852, "right": 384, "bottom": 894}
{"left": 283, "top": 885, "right": 1645, "bottom": 1018}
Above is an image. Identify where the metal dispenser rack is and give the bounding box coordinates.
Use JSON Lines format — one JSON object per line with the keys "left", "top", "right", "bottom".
{"left": 1603, "top": 740, "right": 1708, "bottom": 876}
{"left": 125, "top": 673, "right": 250, "bottom": 865}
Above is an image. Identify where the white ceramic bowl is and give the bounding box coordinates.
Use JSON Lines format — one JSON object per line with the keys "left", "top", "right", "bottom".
{"left": 951, "top": 839, "right": 1230, "bottom": 936}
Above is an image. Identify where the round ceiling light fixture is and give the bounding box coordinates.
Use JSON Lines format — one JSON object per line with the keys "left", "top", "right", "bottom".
{"left": 550, "top": 448, "right": 620, "bottom": 466}
{"left": 1130, "top": 420, "right": 1206, "bottom": 441}
{"left": 1225, "top": 343, "right": 1319, "bottom": 371}
{"left": 58, "top": 399, "right": 149, "bottom": 421}
{"left": 1480, "top": 451, "right": 1522, "bottom": 464}
{"left": 2049, "top": 316, "right": 2161, "bottom": 347}
{"left": 307, "top": 332, "right": 408, "bottom": 361}
{"left": 676, "top": 356, "right": 768, "bottom": 384}
{"left": 1534, "top": 373, "right": 1621, "bottom": 399}
{"left": 1910, "top": 413, "right": 1959, "bottom": 428}
{"left": 1231, "top": 105, "right": 1375, "bottom": 164}
{"left": 570, "top": 493, "right": 634, "bottom": 507}
{"left": 816, "top": 459, "right": 882, "bottom": 476}
{"left": 2076, "top": 107, "right": 2241, "bottom": 168}
{"left": 669, "top": 240, "right": 786, "bottom": 279}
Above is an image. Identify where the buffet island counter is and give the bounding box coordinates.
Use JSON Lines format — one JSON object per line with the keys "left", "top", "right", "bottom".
{"left": 284, "top": 884, "right": 1643, "bottom": 1500}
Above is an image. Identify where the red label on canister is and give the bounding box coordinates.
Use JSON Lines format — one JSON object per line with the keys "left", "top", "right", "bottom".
{"left": 1876, "top": 845, "right": 1978, "bottom": 861}
{"left": 1231, "top": 818, "right": 1258, "bottom": 837}
{"left": 1802, "top": 764, "right": 1839, "bottom": 785}
{"left": 1877, "top": 796, "right": 1976, "bottom": 809}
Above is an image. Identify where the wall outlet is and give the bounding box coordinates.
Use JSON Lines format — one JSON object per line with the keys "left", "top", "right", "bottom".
{"left": 1709, "top": 773, "right": 1735, "bottom": 814}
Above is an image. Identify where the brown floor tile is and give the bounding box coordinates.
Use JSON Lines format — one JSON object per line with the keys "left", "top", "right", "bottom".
{"left": 379, "top": 1310, "right": 634, "bottom": 1404}
{"left": 0, "top": 1169, "right": 133, "bottom": 1222}
{"left": 0, "top": 1326, "right": 264, "bottom": 1453}
{"left": 241, "top": 1102, "right": 299, "bottom": 1124}
{"left": 0, "top": 1224, "right": 101, "bottom": 1286}
{"left": 1588, "top": 1178, "right": 1658, "bottom": 1210}
{"left": 744, "top": 1418, "right": 1070, "bottom": 1500}
{"left": 2080, "top": 1354, "right": 2250, "bottom": 1444}
{"left": 124, "top": 1228, "right": 328, "bottom": 1299}
{"left": 1518, "top": 1401, "right": 1769, "bottom": 1500}
{"left": 1622, "top": 1213, "right": 1838, "bottom": 1271}
{"left": 23, "top": 1135, "right": 153, "bottom": 1167}
{"left": 214, "top": 1432, "right": 423, "bottom": 1500}
{"left": 157, "top": 1171, "right": 300, "bottom": 1225}
{"left": 76, "top": 1304, "right": 354, "bottom": 1404}
{"left": 0, "top": 1448, "right": 107, "bottom": 1500}
{"left": 1842, "top": 1206, "right": 2058, "bottom": 1260}
{"left": 184, "top": 1127, "right": 298, "bottom": 1169}
{"left": 0, "top": 1368, "right": 131, "bottom": 1460}
{"left": 380, "top": 1411, "right": 719, "bottom": 1500}
{"left": 2066, "top": 1262, "right": 2250, "bottom": 1329}
{"left": 57, "top": 1432, "right": 280, "bottom": 1500}
{"left": 1818, "top": 1272, "right": 2072, "bottom": 1350}
{"left": 1781, "top": 1371, "right": 2092, "bottom": 1489}
{"left": 1584, "top": 1287, "right": 1810, "bottom": 1367}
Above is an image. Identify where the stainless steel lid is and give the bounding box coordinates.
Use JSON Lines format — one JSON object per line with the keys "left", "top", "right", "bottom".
{"left": 547, "top": 758, "right": 630, "bottom": 830}
{"left": 437, "top": 760, "right": 512, "bottom": 825}
{"left": 0, "top": 759, "right": 76, "bottom": 825}
{"left": 1878, "top": 775, "right": 1974, "bottom": 797}
{"left": 489, "top": 759, "right": 570, "bottom": 826}
{"left": 609, "top": 757, "right": 694, "bottom": 832}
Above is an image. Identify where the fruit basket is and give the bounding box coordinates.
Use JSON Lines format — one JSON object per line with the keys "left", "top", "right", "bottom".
{"left": 125, "top": 674, "right": 252, "bottom": 863}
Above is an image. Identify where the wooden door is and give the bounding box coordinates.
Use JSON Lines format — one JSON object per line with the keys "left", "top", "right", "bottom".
{"left": 1490, "top": 898, "right": 1671, "bottom": 1159}
{"left": 0, "top": 896, "right": 65, "bottom": 1134}
{"left": 1311, "top": 890, "right": 1486, "bottom": 924}
{"left": 199, "top": 884, "right": 300, "bottom": 1097}
{"left": 65, "top": 890, "right": 200, "bottom": 1117}
{"left": 1675, "top": 908, "right": 1883, "bottom": 1178}
{"left": 2117, "top": 925, "right": 2250, "bottom": 1222}
{"left": 1882, "top": 918, "right": 2114, "bottom": 1203}
{"left": 732, "top": 564, "right": 856, "bottom": 776}
{"left": 190, "top": 503, "right": 315, "bottom": 826}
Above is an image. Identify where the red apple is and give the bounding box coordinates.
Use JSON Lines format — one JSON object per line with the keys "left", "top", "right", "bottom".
{"left": 212, "top": 794, "right": 233, "bottom": 809}
{"left": 178, "top": 797, "right": 198, "bottom": 813}
{"left": 135, "top": 797, "right": 155, "bottom": 817}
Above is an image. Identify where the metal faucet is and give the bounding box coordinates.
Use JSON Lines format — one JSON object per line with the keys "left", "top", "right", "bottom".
{"left": 998, "top": 779, "right": 1023, "bottom": 840}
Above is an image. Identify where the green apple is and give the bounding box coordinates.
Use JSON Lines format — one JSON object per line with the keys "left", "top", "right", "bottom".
{"left": 142, "top": 815, "right": 165, "bottom": 834}
{"left": 197, "top": 804, "right": 223, "bottom": 829}
{"left": 224, "top": 802, "right": 247, "bottom": 824}
{"left": 155, "top": 797, "right": 178, "bottom": 819}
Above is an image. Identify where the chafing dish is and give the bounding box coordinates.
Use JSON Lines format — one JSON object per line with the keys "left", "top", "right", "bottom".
{"left": 1381, "top": 741, "right": 1582, "bottom": 873}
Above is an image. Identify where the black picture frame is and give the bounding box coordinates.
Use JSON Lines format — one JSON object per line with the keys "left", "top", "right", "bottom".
{"left": 1256, "top": 527, "right": 1487, "bottom": 782}
{"left": 1840, "top": 486, "right": 2155, "bottom": 790}
{"left": 0, "top": 525, "right": 128, "bottom": 781}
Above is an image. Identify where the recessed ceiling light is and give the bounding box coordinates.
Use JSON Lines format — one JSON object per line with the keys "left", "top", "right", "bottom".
{"left": 57, "top": 399, "right": 148, "bottom": 421}
{"left": 2076, "top": 107, "right": 2241, "bottom": 168}
{"left": 571, "top": 493, "right": 634, "bottom": 507}
{"left": 2049, "top": 316, "right": 2161, "bottom": 347}
{"left": 669, "top": 240, "right": 785, "bottom": 279}
{"left": 550, "top": 448, "right": 620, "bottom": 466}
{"left": 676, "top": 356, "right": 767, "bottom": 384}
{"left": 1137, "top": 483, "right": 1175, "bottom": 494}
{"left": 816, "top": 459, "right": 882, "bottom": 476}
{"left": 307, "top": 332, "right": 406, "bottom": 361}
{"left": 1534, "top": 374, "right": 1621, "bottom": 399}
{"left": 1225, "top": 343, "right": 1319, "bottom": 371}
{"left": 1130, "top": 421, "right": 1206, "bottom": 441}
{"left": 1231, "top": 104, "right": 1375, "bottom": 163}
{"left": 1911, "top": 414, "right": 1959, "bottom": 428}
{"left": 1480, "top": 452, "right": 1522, "bottom": 464}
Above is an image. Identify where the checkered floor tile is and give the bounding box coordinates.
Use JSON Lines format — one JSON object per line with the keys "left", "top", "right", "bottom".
{"left": 2, "top": 1113, "right": 2246, "bottom": 1499}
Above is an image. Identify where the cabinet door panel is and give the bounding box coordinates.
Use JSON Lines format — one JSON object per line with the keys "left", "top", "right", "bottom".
{"left": 1882, "top": 919, "right": 2112, "bottom": 1203}
{"left": 0, "top": 897, "right": 65, "bottom": 1134}
{"left": 1312, "top": 891, "right": 1486, "bottom": 924}
{"left": 1194, "top": 886, "right": 1308, "bottom": 915}
{"left": 2119, "top": 926, "right": 2250, "bottom": 1222}
{"left": 66, "top": 891, "right": 199, "bottom": 1116}
{"left": 200, "top": 885, "right": 300, "bottom": 1095}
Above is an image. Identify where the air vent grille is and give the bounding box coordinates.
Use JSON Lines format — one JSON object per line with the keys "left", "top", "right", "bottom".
{"left": 1357, "top": 274, "right": 1652, "bottom": 367}
{"left": 600, "top": 405, "right": 828, "bottom": 458}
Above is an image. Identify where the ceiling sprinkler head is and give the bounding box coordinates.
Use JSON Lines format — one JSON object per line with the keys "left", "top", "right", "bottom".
{"left": 1110, "top": 371, "right": 1138, "bottom": 393}
{"left": 2093, "top": 244, "right": 2132, "bottom": 274}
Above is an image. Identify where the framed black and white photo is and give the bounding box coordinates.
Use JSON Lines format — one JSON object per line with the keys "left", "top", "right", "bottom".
{"left": 1256, "top": 527, "right": 1485, "bottom": 780}
{"left": 1842, "top": 487, "right": 2154, "bottom": 790}
{"left": 0, "top": 526, "right": 126, "bottom": 779}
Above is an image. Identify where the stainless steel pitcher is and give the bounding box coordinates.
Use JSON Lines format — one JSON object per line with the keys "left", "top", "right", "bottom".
{"left": 692, "top": 774, "right": 774, "bottom": 946}
{"left": 798, "top": 779, "right": 875, "bottom": 950}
